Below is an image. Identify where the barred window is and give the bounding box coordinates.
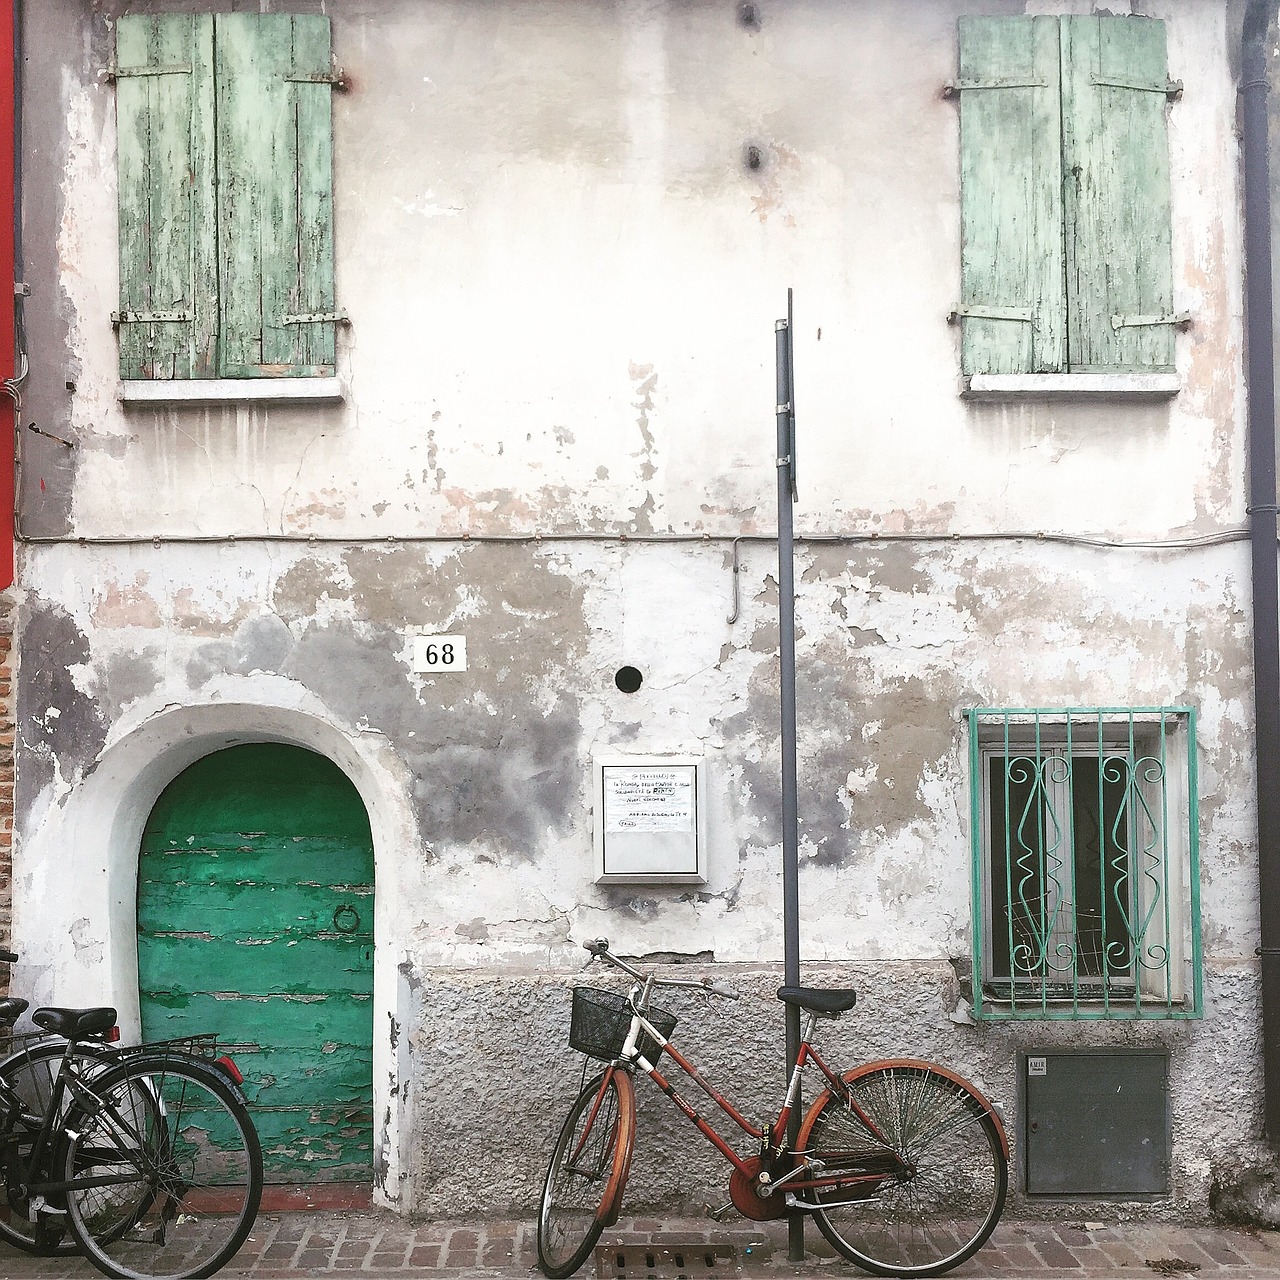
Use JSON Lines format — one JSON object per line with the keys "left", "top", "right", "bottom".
{"left": 968, "top": 709, "right": 1202, "bottom": 1020}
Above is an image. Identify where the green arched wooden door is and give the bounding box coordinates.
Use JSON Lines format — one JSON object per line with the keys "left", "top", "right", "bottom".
{"left": 138, "top": 743, "right": 374, "bottom": 1183}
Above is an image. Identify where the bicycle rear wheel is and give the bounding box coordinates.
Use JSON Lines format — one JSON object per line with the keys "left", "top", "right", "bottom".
{"left": 60, "top": 1054, "right": 262, "bottom": 1280}
{"left": 796, "top": 1061, "right": 1007, "bottom": 1277}
{"left": 0, "top": 1038, "right": 118, "bottom": 1255}
{"left": 537, "top": 1068, "right": 636, "bottom": 1279}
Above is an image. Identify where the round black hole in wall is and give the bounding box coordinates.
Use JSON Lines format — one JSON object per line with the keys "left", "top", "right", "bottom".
{"left": 615, "top": 666, "right": 643, "bottom": 693}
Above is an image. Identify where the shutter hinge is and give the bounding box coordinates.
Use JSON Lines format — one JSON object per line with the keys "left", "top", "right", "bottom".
{"left": 104, "top": 63, "right": 192, "bottom": 83}
{"left": 1091, "top": 73, "right": 1183, "bottom": 101}
{"left": 1110, "top": 311, "right": 1192, "bottom": 333}
{"left": 948, "top": 306, "right": 1034, "bottom": 325}
{"left": 111, "top": 310, "right": 192, "bottom": 327}
{"left": 285, "top": 65, "right": 349, "bottom": 92}
{"left": 282, "top": 311, "right": 351, "bottom": 326}
{"left": 942, "top": 77, "right": 1047, "bottom": 99}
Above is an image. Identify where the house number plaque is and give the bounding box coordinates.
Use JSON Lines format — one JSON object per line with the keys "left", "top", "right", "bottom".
{"left": 412, "top": 635, "right": 468, "bottom": 672}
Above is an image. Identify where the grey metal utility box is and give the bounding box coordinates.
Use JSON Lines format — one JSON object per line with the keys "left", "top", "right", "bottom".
{"left": 1022, "top": 1050, "right": 1169, "bottom": 1196}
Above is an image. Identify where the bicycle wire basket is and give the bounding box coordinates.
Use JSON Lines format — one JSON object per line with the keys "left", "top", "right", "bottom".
{"left": 569, "top": 987, "right": 677, "bottom": 1062}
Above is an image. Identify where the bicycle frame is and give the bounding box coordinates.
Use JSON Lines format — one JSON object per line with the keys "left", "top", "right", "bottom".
{"left": 542, "top": 943, "right": 1011, "bottom": 1280}
{"left": 607, "top": 1002, "right": 909, "bottom": 1202}
{"left": 0, "top": 1039, "right": 159, "bottom": 1214}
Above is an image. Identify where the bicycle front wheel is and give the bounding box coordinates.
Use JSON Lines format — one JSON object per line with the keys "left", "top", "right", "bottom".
{"left": 60, "top": 1054, "right": 263, "bottom": 1280}
{"left": 537, "top": 1068, "right": 636, "bottom": 1279}
{"left": 797, "top": 1061, "right": 1008, "bottom": 1277}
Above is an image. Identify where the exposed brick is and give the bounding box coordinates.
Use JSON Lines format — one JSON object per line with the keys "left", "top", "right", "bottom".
{"left": 1197, "top": 1238, "right": 1250, "bottom": 1265}
{"left": 1028, "top": 1238, "right": 1083, "bottom": 1268}
{"left": 481, "top": 1239, "right": 514, "bottom": 1266}
{"left": 442, "top": 1230, "right": 480, "bottom": 1268}
{"left": 0, "top": 632, "right": 11, "bottom": 993}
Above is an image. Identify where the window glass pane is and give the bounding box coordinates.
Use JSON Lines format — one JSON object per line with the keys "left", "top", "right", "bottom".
{"left": 988, "top": 754, "right": 1060, "bottom": 982}
{"left": 1069, "top": 756, "right": 1132, "bottom": 979}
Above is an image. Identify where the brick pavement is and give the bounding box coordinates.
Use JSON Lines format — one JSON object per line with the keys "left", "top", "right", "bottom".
{"left": 4, "top": 1214, "right": 1280, "bottom": 1279}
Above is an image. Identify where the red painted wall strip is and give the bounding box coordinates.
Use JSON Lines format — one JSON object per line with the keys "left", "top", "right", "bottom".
{"left": 0, "top": 1, "right": 15, "bottom": 590}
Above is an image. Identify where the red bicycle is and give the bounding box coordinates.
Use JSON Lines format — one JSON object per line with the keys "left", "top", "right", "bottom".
{"left": 536, "top": 939, "right": 1008, "bottom": 1279}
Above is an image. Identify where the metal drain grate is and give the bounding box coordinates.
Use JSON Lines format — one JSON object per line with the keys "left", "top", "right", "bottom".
{"left": 595, "top": 1243, "right": 741, "bottom": 1279}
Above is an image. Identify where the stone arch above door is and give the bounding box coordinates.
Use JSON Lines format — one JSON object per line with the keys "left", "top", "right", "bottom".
{"left": 11, "top": 689, "right": 423, "bottom": 1207}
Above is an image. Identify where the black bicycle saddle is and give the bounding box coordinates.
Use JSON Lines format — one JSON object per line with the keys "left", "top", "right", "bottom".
{"left": 30, "top": 1007, "right": 118, "bottom": 1038}
{"left": 776, "top": 986, "right": 857, "bottom": 1015}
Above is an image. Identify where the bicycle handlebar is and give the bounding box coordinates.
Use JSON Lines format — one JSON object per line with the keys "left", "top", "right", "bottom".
{"left": 582, "top": 938, "right": 740, "bottom": 1000}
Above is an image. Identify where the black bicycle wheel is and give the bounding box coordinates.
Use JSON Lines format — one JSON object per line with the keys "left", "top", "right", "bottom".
{"left": 537, "top": 1070, "right": 635, "bottom": 1279}
{"left": 0, "top": 1038, "right": 118, "bottom": 1255}
{"left": 799, "top": 1063, "right": 1007, "bottom": 1277}
{"left": 60, "top": 1054, "right": 263, "bottom": 1280}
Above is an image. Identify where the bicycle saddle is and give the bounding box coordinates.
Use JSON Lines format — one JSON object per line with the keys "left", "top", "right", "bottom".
{"left": 0, "top": 997, "right": 28, "bottom": 1023}
{"left": 30, "top": 1006, "right": 118, "bottom": 1038}
{"left": 776, "top": 986, "right": 857, "bottom": 1015}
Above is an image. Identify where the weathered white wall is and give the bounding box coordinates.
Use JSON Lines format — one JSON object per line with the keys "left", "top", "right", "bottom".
{"left": 26, "top": 0, "right": 1242, "bottom": 541}
{"left": 12, "top": 0, "right": 1264, "bottom": 1219}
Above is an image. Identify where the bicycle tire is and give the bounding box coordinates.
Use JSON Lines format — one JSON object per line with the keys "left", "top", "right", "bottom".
{"left": 537, "top": 1068, "right": 636, "bottom": 1279}
{"left": 0, "top": 1037, "right": 119, "bottom": 1256}
{"left": 795, "top": 1060, "right": 1008, "bottom": 1278}
{"left": 60, "top": 1053, "right": 263, "bottom": 1280}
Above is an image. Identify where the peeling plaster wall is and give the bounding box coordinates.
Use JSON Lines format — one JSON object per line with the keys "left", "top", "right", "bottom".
{"left": 13, "top": 0, "right": 1264, "bottom": 1219}
{"left": 12, "top": 535, "right": 1262, "bottom": 1215}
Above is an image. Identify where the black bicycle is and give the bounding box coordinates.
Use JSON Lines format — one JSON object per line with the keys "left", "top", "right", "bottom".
{"left": 0, "top": 949, "right": 263, "bottom": 1280}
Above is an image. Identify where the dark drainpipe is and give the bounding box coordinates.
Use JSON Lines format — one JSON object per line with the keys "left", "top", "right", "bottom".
{"left": 1242, "top": 0, "right": 1280, "bottom": 1146}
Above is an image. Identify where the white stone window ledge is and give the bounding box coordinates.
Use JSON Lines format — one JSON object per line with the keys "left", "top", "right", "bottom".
{"left": 118, "top": 377, "right": 344, "bottom": 407}
{"left": 963, "top": 372, "right": 1179, "bottom": 400}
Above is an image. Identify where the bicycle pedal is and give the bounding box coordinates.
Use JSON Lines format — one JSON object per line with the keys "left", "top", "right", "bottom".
{"left": 27, "top": 1195, "right": 65, "bottom": 1221}
{"left": 703, "top": 1201, "right": 734, "bottom": 1222}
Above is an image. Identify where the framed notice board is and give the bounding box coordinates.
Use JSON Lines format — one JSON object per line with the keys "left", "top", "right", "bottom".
{"left": 593, "top": 754, "right": 707, "bottom": 885}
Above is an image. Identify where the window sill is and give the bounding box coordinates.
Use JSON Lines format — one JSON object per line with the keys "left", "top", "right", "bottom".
{"left": 118, "top": 377, "right": 344, "bottom": 407}
{"left": 962, "top": 372, "right": 1179, "bottom": 401}
{"left": 971, "top": 1004, "right": 1198, "bottom": 1022}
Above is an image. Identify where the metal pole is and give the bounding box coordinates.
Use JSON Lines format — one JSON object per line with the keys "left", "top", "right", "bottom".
{"left": 1242, "top": 0, "right": 1280, "bottom": 1146}
{"left": 774, "top": 292, "right": 803, "bottom": 1262}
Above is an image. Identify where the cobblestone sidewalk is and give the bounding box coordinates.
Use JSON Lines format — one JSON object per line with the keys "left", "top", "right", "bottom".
{"left": 5, "top": 1214, "right": 1280, "bottom": 1280}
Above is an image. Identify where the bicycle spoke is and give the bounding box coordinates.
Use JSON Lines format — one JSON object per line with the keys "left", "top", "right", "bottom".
{"left": 803, "top": 1065, "right": 1007, "bottom": 1277}
{"left": 538, "top": 1072, "right": 631, "bottom": 1279}
{"left": 63, "top": 1057, "right": 262, "bottom": 1280}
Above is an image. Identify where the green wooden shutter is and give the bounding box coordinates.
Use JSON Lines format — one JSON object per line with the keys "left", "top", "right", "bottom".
{"left": 115, "top": 15, "right": 217, "bottom": 379}
{"left": 957, "top": 16, "right": 1066, "bottom": 375}
{"left": 1061, "top": 17, "right": 1174, "bottom": 373}
{"left": 216, "top": 14, "right": 337, "bottom": 378}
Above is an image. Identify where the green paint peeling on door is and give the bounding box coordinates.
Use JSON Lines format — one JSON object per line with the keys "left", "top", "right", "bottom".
{"left": 138, "top": 744, "right": 374, "bottom": 1183}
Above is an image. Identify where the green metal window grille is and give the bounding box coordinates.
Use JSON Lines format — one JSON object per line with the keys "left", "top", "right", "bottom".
{"left": 967, "top": 708, "right": 1202, "bottom": 1021}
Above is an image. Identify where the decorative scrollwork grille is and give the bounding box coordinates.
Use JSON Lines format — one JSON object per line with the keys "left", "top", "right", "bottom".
{"left": 968, "top": 708, "right": 1201, "bottom": 1021}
